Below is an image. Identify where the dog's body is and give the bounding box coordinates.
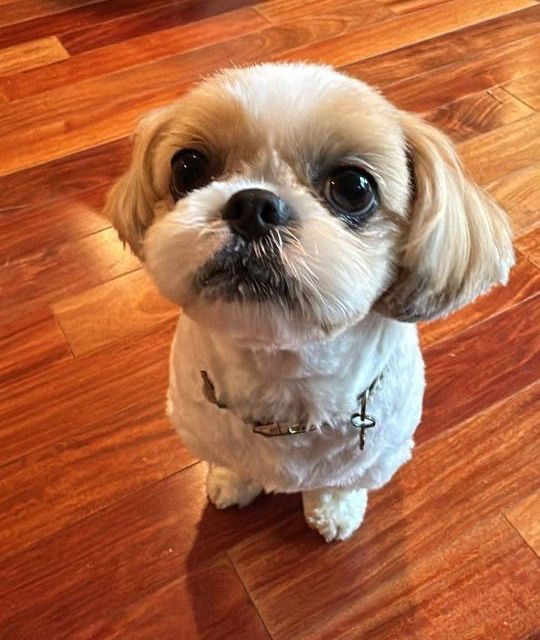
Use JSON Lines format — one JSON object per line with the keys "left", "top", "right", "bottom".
{"left": 106, "top": 63, "right": 513, "bottom": 541}
{"left": 169, "top": 312, "right": 422, "bottom": 494}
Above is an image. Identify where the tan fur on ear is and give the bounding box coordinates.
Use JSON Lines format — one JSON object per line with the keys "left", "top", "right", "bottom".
{"left": 104, "top": 107, "right": 172, "bottom": 256}
{"left": 378, "top": 112, "right": 514, "bottom": 322}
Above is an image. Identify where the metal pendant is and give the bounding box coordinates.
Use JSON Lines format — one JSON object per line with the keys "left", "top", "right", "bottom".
{"left": 350, "top": 389, "right": 377, "bottom": 450}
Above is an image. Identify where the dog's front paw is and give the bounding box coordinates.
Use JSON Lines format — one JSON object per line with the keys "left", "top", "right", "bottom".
{"left": 303, "top": 488, "right": 368, "bottom": 542}
{"left": 206, "top": 464, "right": 262, "bottom": 509}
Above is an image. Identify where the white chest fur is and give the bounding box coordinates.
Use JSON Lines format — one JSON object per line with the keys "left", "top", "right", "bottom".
{"left": 167, "top": 313, "right": 425, "bottom": 493}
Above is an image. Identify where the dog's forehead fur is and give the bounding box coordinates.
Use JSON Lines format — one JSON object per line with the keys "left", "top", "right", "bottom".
{"left": 152, "top": 63, "right": 409, "bottom": 210}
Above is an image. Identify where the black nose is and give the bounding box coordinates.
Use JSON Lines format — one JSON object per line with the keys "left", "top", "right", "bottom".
{"left": 222, "top": 188, "right": 290, "bottom": 240}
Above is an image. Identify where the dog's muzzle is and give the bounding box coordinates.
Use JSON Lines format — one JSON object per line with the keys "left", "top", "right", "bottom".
{"left": 195, "top": 234, "right": 294, "bottom": 303}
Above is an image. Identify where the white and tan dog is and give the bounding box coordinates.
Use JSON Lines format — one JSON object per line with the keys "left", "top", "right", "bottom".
{"left": 106, "top": 63, "right": 513, "bottom": 542}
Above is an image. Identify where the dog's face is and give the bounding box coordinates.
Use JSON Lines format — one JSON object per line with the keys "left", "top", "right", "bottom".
{"left": 106, "top": 63, "right": 514, "bottom": 346}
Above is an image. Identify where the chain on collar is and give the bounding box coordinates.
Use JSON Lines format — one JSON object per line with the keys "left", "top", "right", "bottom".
{"left": 200, "top": 368, "right": 385, "bottom": 450}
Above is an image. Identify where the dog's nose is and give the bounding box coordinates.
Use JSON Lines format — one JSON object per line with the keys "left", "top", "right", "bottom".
{"left": 222, "top": 188, "right": 289, "bottom": 240}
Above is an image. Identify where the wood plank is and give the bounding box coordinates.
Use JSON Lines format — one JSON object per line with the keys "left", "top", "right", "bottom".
{"left": 0, "top": 319, "right": 174, "bottom": 466}
{"left": 459, "top": 113, "right": 540, "bottom": 185}
{"left": 0, "top": 185, "right": 110, "bottom": 261}
{"left": 256, "top": 0, "right": 392, "bottom": 24}
{"left": 60, "top": 0, "right": 266, "bottom": 54}
{"left": 0, "top": 397, "right": 194, "bottom": 558}
{"left": 236, "top": 516, "right": 540, "bottom": 640}
{"left": 376, "top": 0, "right": 453, "bottom": 14}
{"left": 342, "top": 5, "right": 540, "bottom": 88}
{"left": 0, "top": 0, "right": 191, "bottom": 50}
{"left": 271, "top": 0, "right": 535, "bottom": 67}
{"left": 515, "top": 229, "right": 540, "bottom": 269}
{"left": 100, "top": 557, "right": 271, "bottom": 640}
{"left": 0, "top": 37, "right": 69, "bottom": 77}
{"left": 0, "top": 304, "right": 71, "bottom": 386}
{"left": 0, "top": 137, "right": 130, "bottom": 211}
{"left": 504, "top": 71, "right": 540, "bottom": 110}
{"left": 0, "top": 462, "right": 296, "bottom": 637}
{"left": 421, "top": 294, "right": 540, "bottom": 444}
{"left": 382, "top": 34, "right": 540, "bottom": 112}
{"left": 3, "top": 7, "right": 269, "bottom": 101}
{"left": 0, "top": 228, "right": 140, "bottom": 312}
{"left": 1, "top": 2, "right": 530, "bottom": 175}
{"left": 52, "top": 269, "right": 179, "bottom": 355}
{"left": 487, "top": 165, "right": 540, "bottom": 238}
{"left": 0, "top": 14, "right": 398, "bottom": 173}
{"left": 0, "top": 0, "right": 107, "bottom": 29}
{"left": 420, "top": 252, "right": 540, "bottom": 347}
{"left": 0, "top": 551, "right": 271, "bottom": 640}
{"left": 423, "top": 86, "right": 533, "bottom": 143}
{"left": 229, "top": 384, "right": 540, "bottom": 640}
{"left": 504, "top": 493, "right": 540, "bottom": 557}
{"left": 0, "top": 1, "right": 537, "bottom": 638}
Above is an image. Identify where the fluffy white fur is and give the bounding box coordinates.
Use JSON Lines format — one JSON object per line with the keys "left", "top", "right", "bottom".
{"left": 105, "top": 63, "right": 514, "bottom": 542}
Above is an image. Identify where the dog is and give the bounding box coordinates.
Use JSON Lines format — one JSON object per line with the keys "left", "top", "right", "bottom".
{"left": 105, "top": 63, "right": 513, "bottom": 542}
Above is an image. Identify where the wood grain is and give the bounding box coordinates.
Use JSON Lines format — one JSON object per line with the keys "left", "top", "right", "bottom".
{"left": 459, "top": 113, "right": 540, "bottom": 185}
{"left": 256, "top": 0, "right": 392, "bottom": 24}
{"left": 0, "top": 304, "right": 71, "bottom": 385}
{"left": 0, "top": 228, "right": 140, "bottom": 312}
{"left": 0, "top": 550, "right": 271, "bottom": 640}
{"left": 421, "top": 295, "right": 540, "bottom": 444}
{"left": 0, "top": 137, "right": 130, "bottom": 210}
{"left": 271, "top": 0, "right": 536, "bottom": 67}
{"left": 0, "top": 0, "right": 107, "bottom": 29}
{"left": 504, "top": 493, "right": 540, "bottom": 557}
{"left": 420, "top": 252, "right": 540, "bottom": 348}
{"left": 488, "top": 165, "right": 540, "bottom": 238}
{"left": 2, "top": 8, "right": 269, "bottom": 101}
{"left": 0, "top": 463, "right": 296, "bottom": 637}
{"left": 516, "top": 230, "right": 540, "bottom": 269}
{"left": 343, "top": 5, "right": 540, "bottom": 88}
{"left": 0, "top": 185, "right": 110, "bottom": 261}
{"left": 423, "top": 86, "right": 533, "bottom": 143}
{"left": 0, "top": 397, "right": 194, "bottom": 558}
{"left": 52, "top": 269, "right": 179, "bottom": 355}
{"left": 60, "top": 0, "right": 265, "bottom": 54}
{"left": 0, "top": 320, "right": 174, "bottom": 466}
{"left": 504, "top": 71, "right": 540, "bottom": 110}
{"left": 375, "top": 0, "right": 451, "bottom": 14}
{"left": 0, "top": 37, "right": 69, "bottom": 76}
{"left": 0, "top": 0, "right": 192, "bottom": 49}
{"left": 0, "top": 17, "right": 372, "bottom": 173}
{"left": 229, "top": 384, "right": 540, "bottom": 640}
{"left": 100, "top": 557, "right": 271, "bottom": 640}
{"left": 382, "top": 34, "right": 540, "bottom": 112}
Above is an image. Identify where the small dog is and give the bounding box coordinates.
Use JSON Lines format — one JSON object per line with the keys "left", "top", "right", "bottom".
{"left": 106, "top": 63, "right": 513, "bottom": 542}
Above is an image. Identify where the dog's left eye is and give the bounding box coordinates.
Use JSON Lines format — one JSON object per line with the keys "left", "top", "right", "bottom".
{"left": 170, "top": 149, "right": 212, "bottom": 200}
{"left": 324, "top": 166, "right": 378, "bottom": 218}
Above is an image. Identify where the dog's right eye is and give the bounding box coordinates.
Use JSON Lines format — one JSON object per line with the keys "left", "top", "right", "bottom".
{"left": 170, "top": 149, "right": 212, "bottom": 200}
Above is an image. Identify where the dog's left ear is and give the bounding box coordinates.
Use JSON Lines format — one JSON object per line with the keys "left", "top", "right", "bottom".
{"left": 377, "top": 112, "right": 514, "bottom": 322}
{"left": 104, "top": 107, "right": 172, "bottom": 257}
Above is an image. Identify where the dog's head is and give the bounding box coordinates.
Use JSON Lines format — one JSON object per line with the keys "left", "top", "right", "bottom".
{"left": 105, "top": 63, "right": 513, "bottom": 345}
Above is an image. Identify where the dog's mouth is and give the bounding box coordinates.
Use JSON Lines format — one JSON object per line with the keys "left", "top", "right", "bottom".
{"left": 195, "top": 237, "right": 294, "bottom": 303}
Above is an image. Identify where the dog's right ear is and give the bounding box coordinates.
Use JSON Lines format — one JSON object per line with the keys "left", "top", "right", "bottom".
{"left": 104, "top": 107, "right": 171, "bottom": 257}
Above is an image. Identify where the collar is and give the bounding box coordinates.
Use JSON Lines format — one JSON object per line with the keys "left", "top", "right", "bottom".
{"left": 200, "top": 368, "right": 385, "bottom": 450}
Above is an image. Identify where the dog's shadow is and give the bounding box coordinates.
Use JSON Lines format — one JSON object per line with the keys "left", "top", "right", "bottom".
{"left": 183, "top": 482, "right": 417, "bottom": 637}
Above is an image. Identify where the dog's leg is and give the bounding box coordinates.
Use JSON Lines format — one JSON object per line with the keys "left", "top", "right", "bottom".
{"left": 302, "top": 487, "right": 368, "bottom": 542}
{"left": 206, "top": 463, "right": 263, "bottom": 509}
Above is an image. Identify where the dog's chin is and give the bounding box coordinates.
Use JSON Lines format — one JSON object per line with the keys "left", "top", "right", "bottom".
{"left": 183, "top": 296, "right": 334, "bottom": 348}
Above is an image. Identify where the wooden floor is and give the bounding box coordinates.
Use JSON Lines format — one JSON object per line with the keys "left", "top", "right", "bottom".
{"left": 0, "top": 1, "right": 539, "bottom": 638}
